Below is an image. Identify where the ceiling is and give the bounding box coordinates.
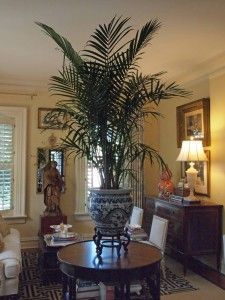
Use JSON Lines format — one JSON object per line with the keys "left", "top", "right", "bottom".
{"left": 1, "top": 0, "right": 225, "bottom": 91}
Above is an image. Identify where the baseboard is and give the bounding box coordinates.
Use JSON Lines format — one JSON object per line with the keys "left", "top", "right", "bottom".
{"left": 21, "top": 236, "right": 38, "bottom": 249}
{"left": 189, "top": 256, "right": 225, "bottom": 290}
{"left": 166, "top": 251, "right": 225, "bottom": 290}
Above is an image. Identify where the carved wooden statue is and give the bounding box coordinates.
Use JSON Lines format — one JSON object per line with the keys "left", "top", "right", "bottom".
{"left": 43, "top": 161, "right": 64, "bottom": 216}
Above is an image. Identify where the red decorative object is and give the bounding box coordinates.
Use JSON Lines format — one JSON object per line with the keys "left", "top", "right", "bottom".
{"left": 158, "top": 167, "right": 174, "bottom": 199}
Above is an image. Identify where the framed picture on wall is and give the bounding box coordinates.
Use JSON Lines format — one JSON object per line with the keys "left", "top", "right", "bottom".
{"left": 181, "top": 150, "right": 210, "bottom": 196}
{"left": 176, "top": 98, "right": 210, "bottom": 148}
{"left": 38, "top": 107, "right": 66, "bottom": 129}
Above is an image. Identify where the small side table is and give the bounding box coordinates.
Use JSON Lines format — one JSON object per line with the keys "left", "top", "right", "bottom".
{"left": 38, "top": 235, "right": 62, "bottom": 283}
{"left": 38, "top": 233, "right": 81, "bottom": 283}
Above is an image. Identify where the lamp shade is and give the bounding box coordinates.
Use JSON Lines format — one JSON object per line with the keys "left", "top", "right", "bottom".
{"left": 176, "top": 140, "right": 207, "bottom": 162}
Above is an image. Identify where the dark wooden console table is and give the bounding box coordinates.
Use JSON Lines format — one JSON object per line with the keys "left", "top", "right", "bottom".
{"left": 38, "top": 235, "right": 62, "bottom": 282}
{"left": 57, "top": 240, "right": 162, "bottom": 300}
{"left": 143, "top": 196, "right": 223, "bottom": 274}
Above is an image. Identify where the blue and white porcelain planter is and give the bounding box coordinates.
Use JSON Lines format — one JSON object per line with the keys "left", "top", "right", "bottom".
{"left": 88, "top": 188, "right": 133, "bottom": 236}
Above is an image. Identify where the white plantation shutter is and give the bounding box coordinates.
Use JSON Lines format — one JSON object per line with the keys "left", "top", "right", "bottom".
{"left": 0, "top": 107, "right": 26, "bottom": 220}
{"left": 87, "top": 161, "right": 101, "bottom": 189}
{"left": 130, "top": 117, "right": 144, "bottom": 208}
{"left": 86, "top": 146, "right": 102, "bottom": 193}
{"left": 0, "top": 120, "right": 14, "bottom": 210}
{"left": 86, "top": 158, "right": 101, "bottom": 213}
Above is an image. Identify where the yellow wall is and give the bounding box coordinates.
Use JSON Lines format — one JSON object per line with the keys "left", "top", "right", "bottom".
{"left": 210, "top": 73, "right": 225, "bottom": 209}
{"left": 159, "top": 73, "right": 225, "bottom": 233}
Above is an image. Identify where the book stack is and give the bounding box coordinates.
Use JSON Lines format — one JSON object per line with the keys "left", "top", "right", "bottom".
{"left": 170, "top": 194, "right": 201, "bottom": 205}
{"left": 76, "top": 280, "right": 100, "bottom": 299}
{"left": 99, "top": 281, "right": 142, "bottom": 298}
{"left": 99, "top": 282, "right": 115, "bottom": 300}
{"left": 52, "top": 232, "right": 78, "bottom": 242}
{"left": 169, "top": 194, "right": 184, "bottom": 204}
{"left": 44, "top": 232, "right": 79, "bottom": 247}
{"left": 127, "top": 225, "right": 148, "bottom": 241}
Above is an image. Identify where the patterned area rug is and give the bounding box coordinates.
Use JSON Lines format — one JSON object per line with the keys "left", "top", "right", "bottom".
{"left": 18, "top": 251, "right": 198, "bottom": 300}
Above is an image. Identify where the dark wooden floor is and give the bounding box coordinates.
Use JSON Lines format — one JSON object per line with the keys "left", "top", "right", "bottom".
{"left": 166, "top": 250, "right": 225, "bottom": 291}
{"left": 189, "top": 256, "right": 225, "bottom": 290}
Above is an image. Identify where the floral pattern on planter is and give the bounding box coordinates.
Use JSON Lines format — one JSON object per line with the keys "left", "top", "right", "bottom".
{"left": 88, "top": 189, "right": 133, "bottom": 236}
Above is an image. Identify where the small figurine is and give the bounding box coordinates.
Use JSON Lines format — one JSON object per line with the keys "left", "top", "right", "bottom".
{"left": 158, "top": 166, "right": 174, "bottom": 199}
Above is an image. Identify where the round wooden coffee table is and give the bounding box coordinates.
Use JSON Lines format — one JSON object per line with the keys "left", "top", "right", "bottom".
{"left": 57, "top": 240, "right": 161, "bottom": 299}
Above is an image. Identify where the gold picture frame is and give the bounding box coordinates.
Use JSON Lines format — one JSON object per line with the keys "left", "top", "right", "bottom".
{"left": 181, "top": 150, "right": 210, "bottom": 196}
{"left": 38, "top": 107, "right": 66, "bottom": 129}
{"left": 176, "top": 98, "right": 210, "bottom": 148}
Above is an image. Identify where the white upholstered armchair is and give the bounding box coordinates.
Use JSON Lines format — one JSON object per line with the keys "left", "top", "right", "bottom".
{"left": 0, "top": 228, "right": 21, "bottom": 299}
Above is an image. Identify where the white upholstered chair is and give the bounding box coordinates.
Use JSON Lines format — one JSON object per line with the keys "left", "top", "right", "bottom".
{"left": 129, "top": 206, "right": 143, "bottom": 226}
{"left": 127, "top": 206, "right": 148, "bottom": 241}
{"left": 130, "top": 214, "right": 169, "bottom": 296}
{"left": 142, "top": 215, "right": 169, "bottom": 278}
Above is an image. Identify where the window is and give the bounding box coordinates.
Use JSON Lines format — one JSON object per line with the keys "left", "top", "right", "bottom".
{"left": 0, "top": 106, "right": 27, "bottom": 221}
{"left": 49, "top": 149, "right": 64, "bottom": 177}
{"left": 87, "top": 160, "right": 101, "bottom": 189}
{"left": 37, "top": 148, "right": 64, "bottom": 193}
{"left": 0, "top": 122, "right": 14, "bottom": 210}
{"left": 74, "top": 158, "right": 101, "bottom": 216}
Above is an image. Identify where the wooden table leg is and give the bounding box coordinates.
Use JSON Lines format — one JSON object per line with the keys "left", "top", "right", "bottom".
{"left": 125, "top": 282, "right": 131, "bottom": 300}
{"left": 62, "top": 273, "right": 68, "bottom": 299}
{"left": 147, "top": 263, "right": 160, "bottom": 300}
{"left": 216, "top": 251, "right": 221, "bottom": 271}
{"left": 183, "top": 255, "right": 188, "bottom": 275}
{"left": 68, "top": 276, "right": 77, "bottom": 300}
{"left": 120, "top": 283, "right": 125, "bottom": 299}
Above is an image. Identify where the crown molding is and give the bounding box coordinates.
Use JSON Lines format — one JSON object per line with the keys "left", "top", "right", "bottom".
{"left": 2, "top": 50, "right": 225, "bottom": 95}
{"left": 170, "top": 51, "right": 225, "bottom": 86}
{"left": 0, "top": 76, "right": 49, "bottom": 96}
{"left": 209, "top": 66, "right": 225, "bottom": 79}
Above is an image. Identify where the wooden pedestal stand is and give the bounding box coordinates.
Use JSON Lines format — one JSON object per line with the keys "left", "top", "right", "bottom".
{"left": 39, "top": 214, "right": 67, "bottom": 235}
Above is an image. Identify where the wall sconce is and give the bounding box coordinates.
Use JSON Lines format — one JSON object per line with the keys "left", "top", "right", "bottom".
{"left": 176, "top": 139, "right": 207, "bottom": 202}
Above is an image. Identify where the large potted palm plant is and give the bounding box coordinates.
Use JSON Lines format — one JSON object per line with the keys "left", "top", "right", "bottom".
{"left": 37, "top": 17, "right": 188, "bottom": 238}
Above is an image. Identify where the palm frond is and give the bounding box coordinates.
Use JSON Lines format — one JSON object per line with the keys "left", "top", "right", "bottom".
{"left": 83, "top": 16, "right": 132, "bottom": 63}
{"left": 37, "top": 16, "right": 190, "bottom": 189}
{"left": 36, "top": 22, "right": 84, "bottom": 69}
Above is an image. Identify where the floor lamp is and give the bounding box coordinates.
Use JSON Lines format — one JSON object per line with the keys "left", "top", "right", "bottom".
{"left": 176, "top": 140, "right": 207, "bottom": 202}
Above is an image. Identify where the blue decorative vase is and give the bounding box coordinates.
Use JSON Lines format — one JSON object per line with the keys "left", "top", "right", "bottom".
{"left": 88, "top": 188, "right": 133, "bottom": 236}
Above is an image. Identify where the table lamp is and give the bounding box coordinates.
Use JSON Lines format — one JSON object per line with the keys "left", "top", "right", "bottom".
{"left": 176, "top": 139, "right": 207, "bottom": 202}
